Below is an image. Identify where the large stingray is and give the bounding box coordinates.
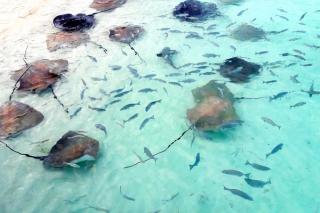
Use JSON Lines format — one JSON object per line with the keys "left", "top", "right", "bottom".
{"left": 187, "top": 81, "right": 239, "bottom": 132}
{"left": 11, "top": 59, "right": 68, "bottom": 93}
{"left": 218, "top": 57, "right": 261, "bottom": 83}
{"left": 109, "top": 25, "right": 144, "bottom": 59}
{"left": 46, "top": 32, "right": 90, "bottom": 52}
{"left": 230, "top": 23, "right": 266, "bottom": 41}
{"left": 90, "top": 0, "right": 127, "bottom": 11}
{"left": 0, "top": 131, "right": 99, "bottom": 168}
{"left": 173, "top": 0, "right": 220, "bottom": 22}
{"left": 0, "top": 101, "right": 44, "bottom": 138}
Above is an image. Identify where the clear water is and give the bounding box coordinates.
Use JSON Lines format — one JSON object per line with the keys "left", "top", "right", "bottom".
{"left": 0, "top": 0, "right": 320, "bottom": 212}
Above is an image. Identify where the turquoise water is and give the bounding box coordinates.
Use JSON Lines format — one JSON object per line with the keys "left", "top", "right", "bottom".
{"left": 0, "top": 0, "right": 320, "bottom": 212}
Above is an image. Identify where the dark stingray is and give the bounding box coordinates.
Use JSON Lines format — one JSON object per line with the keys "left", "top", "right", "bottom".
{"left": 0, "top": 101, "right": 44, "bottom": 138}
{"left": 109, "top": 25, "right": 145, "bottom": 60}
{"left": 218, "top": 57, "right": 261, "bottom": 83}
{"left": 173, "top": 0, "right": 220, "bottom": 22}
{"left": 230, "top": 24, "right": 266, "bottom": 41}
{"left": 90, "top": 0, "right": 127, "bottom": 11}
{"left": 11, "top": 59, "right": 68, "bottom": 93}
{"left": 0, "top": 131, "right": 99, "bottom": 168}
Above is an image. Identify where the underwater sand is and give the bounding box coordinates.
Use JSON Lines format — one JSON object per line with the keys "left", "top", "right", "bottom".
{"left": 0, "top": 0, "right": 320, "bottom": 212}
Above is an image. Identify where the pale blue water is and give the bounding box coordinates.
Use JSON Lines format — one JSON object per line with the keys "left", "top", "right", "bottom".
{"left": 0, "top": 0, "right": 320, "bottom": 212}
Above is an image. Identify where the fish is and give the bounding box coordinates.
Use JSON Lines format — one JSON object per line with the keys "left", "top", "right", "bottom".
{"left": 91, "top": 75, "right": 107, "bottom": 81}
{"left": 143, "top": 74, "right": 157, "bottom": 79}
{"left": 127, "top": 65, "right": 140, "bottom": 78}
{"left": 209, "top": 41, "right": 220, "bottom": 47}
{"left": 226, "top": 22, "right": 236, "bottom": 28}
{"left": 269, "top": 92, "right": 289, "bottom": 101}
{"left": 168, "top": 82, "right": 183, "bottom": 87}
{"left": 99, "top": 89, "right": 109, "bottom": 96}
{"left": 244, "top": 178, "right": 271, "bottom": 188}
{"left": 120, "top": 186, "right": 135, "bottom": 201}
{"left": 278, "top": 8, "right": 287, "bottom": 13}
{"left": 109, "top": 65, "right": 122, "bottom": 71}
{"left": 64, "top": 195, "right": 87, "bottom": 204}
{"left": 139, "top": 116, "right": 155, "bottom": 130}
{"left": 266, "top": 143, "right": 283, "bottom": 158}
{"left": 95, "top": 124, "right": 107, "bottom": 135}
{"left": 293, "top": 49, "right": 305, "bottom": 55}
{"left": 290, "top": 74, "right": 300, "bottom": 83}
{"left": 81, "top": 79, "right": 87, "bottom": 88}
{"left": 261, "top": 117, "right": 281, "bottom": 129}
{"left": 276, "top": 15, "right": 289, "bottom": 21}
{"left": 263, "top": 80, "right": 277, "bottom": 84}
{"left": 163, "top": 87, "right": 168, "bottom": 95}
{"left": 199, "top": 72, "right": 216, "bottom": 76}
{"left": 106, "top": 99, "right": 121, "bottom": 107}
{"left": 138, "top": 88, "right": 157, "bottom": 93}
{"left": 251, "top": 18, "right": 257, "bottom": 22}
{"left": 87, "top": 55, "right": 97, "bottom": 63}
{"left": 153, "top": 78, "right": 167, "bottom": 83}
{"left": 110, "top": 87, "right": 125, "bottom": 94}
{"left": 144, "top": 147, "right": 157, "bottom": 162}
{"left": 88, "top": 106, "right": 106, "bottom": 112}
{"left": 202, "top": 53, "right": 220, "bottom": 58}
{"left": 207, "top": 24, "right": 217, "bottom": 30}
{"left": 162, "top": 192, "right": 179, "bottom": 202}
{"left": 145, "top": 100, "right": 161, "bottom": 112}
{"left": 255, "top": 51, "right": 269, "bottom": 55}
{"left": 290, "top": 101, "right": 306, "bottom": 108}
{"left": 292, "top": 54, "right": 306, "bottom": 61}
{"left": 88, "top": 96, "right": 102, "bottom": 101}
{"left": 166, "top": 73, "right": 182, "bottom": 77}
{"left": 222, "top": 170, "right": 250, "bottom": 178}
{"left": 80, "top": 88, "right": 87, "bottom": 100}
{"left": 186, "top": 70, "right": 201, "bottom": 75}
{"left": 179, "top": 79, "right": 196, "bottom": 83}
{"left": 223, "top": 186, "right": 253, "bottom": 201}
{"left": 288, "top": 37, "right": 301, "bottom": 41}
{"left": 123, "top": 113, "right": 138, "bottom": 124}
{"left": 237, "top": 8, "right": 248, "bottom": 16}
{"left": 246, "top": 161, "right": 271, "bottom": 171}
{"left": 301, "top": 63, "right": 312, "bottom": 67}
{"left": 299, "top": 12, "right": 307, "bottom": 21}
{"left": 114, "top": 89, "right": 133, "bottom": 98}
{"left": 86, "top": 205, "right": 110, "bottom": 212}
{"left": 189, "top": 153, "right": 200, "bottom": 170}
{"left": 120, "top": 102, "right": 140, "bottom": 111}
{"left": 304, "top": 44, "right": 320, "bottom": 49}
{"left": 70, "top": 107, "right": 82, "bottom": 119}
{"left": 301, "top": 81, "right": 320, "bottom": 97}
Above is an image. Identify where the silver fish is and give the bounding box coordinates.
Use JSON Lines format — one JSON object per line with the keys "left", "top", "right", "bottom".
{"left": 95, "top": 124, "right": 107, "bottom": 135}
{"left": 144, "top": 147, "right": 157, "bottom": 162}
{"left": 261, "top": 117, "right": 281, "bottom": 129}
{"left": 139, "top": 116, "right": 155, "bottom": 130}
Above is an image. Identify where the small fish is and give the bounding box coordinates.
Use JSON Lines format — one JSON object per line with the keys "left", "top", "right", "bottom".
{"left": 138, "top": 88, "right": 157, "bottom": 93}
{"left": 199, "top": 72, "right": 216, "bottom": 76}
{"left": 290, "top": 101, "right": 306, "bottom": 108}
{"left": 127, "top": 65, "right": 140, "bottom": 78}
{"left": 110, "top": 87, "right": 125, "bottom": 94}
{"left": 255, "top": 51, "right": 269, "bottom": 55}
{"left": 237, "top": 8, "right": 248, "bottom": 16}
{"left": 153, "top": 78, "right": 167, "bottom": 83}
{"left": 70, "top": 107, "right": 82, "bottom": 119}
{"left": 139, "top": 116, "right": 155, "bottom": 130}
{"left": 99, "top": 89, "right": 109, "bottom": 96}
{"left": 223, "top": 186, "right": 253, "bottom": 201}
{"left": 88, "top": 106, "right": 106, "bottom": 112}
{"left": 109, "top": 65, "right": 122, "bottom": 71}
{"left": 266, "top": 143, "right": 283, "bottom": 158}
{"left": 251, "top": 18, "right": 257, "bottom": 22}
{"left": 186, "top": 69, "right": 201, "bottom": 75}
{"left": 301, "top": 81, "right": 320, "bottom": 97}
{"left": 95, "top": 124, "right": 107, "bottom": 135}
{"left": 145, "top": 100, "right": 161, "bottom": 112}
{"left": 226, "top": 22, "right": 236, "bottom": 28}
{"left": 288, "top": 37, "right": 301, "bottom": 41}
{"left": 120, "top": 186, "right": 135, "bottom": 201}
{"left": 202, "top": 53, "right": 220, "bottom": 58}
{"left": 222, "top": 170, "right": 250, "bottom": 178}
{"left": 246, "top": 161, "right": 271, "bottom": 171}
{"left": 209, "top": 41, "right": 220, "bottom": 47}
{"left": 179, "top": 79, "right": 196, "bottom": 83}
{"left": 292, "top": 54, "right": 306, "bottom": 61}
{"left": 293, "top": 49, "right": 305, "bottom": 55}
{"left": 278, "top": 8, "right": 287, "bottom": 13}
{"left": 281, "top": 53, "right": 290, "bottom": 56}
{"left": 261, "top": 117, "right": 281, "bottom": 129}
{"left": 123, "top": 113, "right": 138, "bottom": 124}
{"left": 207, "top": 24, "right": 217, "bottom": 30}
{"left": 163, "top": 87, "right": 168, "bottom": 95}
{"left": 80, "top": 88, "right": 87, "bottom": 100}
{"left": 114, "top": 89, "right": 133, "bottom": 98}
{"left": 143, "top": 74, "right": 157, "bottom": 79}
{"left": 299, "top": 12, "right": 307, "bottom": 21}
{"left": 263, "top": 80, "right": 277, "bottom": 84}
{"left": 144, "top": 147, "right": 157, "bottom": 162}
{"left": 81, "top": 79, "right": 87, "bottom": 88}
{"left": 301, "top": 63, "right": 312, "bottom": 67}
{"left": 189, "top": 153, "right": 200, "bottom": 170}
{"left": 86, "top": 205, "right": 110, "bottom": 213}
{"left": 276, "top": 15, "right": 289, "bottom": 21}
{"left": 244, "top": 178, "right": 271, "bottom": 188}
{"left": 87, "top": 55, "right": 97, "bottom": 62}
{"left": 290, "top": 74, "right": 300, "bottom": 83}
{"left": 168, "top": 82, "right": 183, "bottom": 87}
{"left": 120, "top": 102, "right": 140, "bottom": 111}
{"left": 106, "top": 99, "right": 121, "bottom": 106}
{"left": 269, "top": 92, "right": 289, "bottom": 101}
{"left": 166, "top": 73, "right": 182, "bottom": 77}
{"left": 162, "top": 193, "right": 179, "bottom": 202}
{"left": 88, "top": 96, "right": 102, "bottom": 101}
{"left": 91, "top": 75, "right": 107, "bottom": 81}
{"left": 196, "top": 65, "right": 209, "bottom": 69}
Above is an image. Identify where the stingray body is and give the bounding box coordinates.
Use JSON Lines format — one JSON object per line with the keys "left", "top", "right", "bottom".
{"left": 46, "top": 32, "right": 90, "bottom": 52}
{"left": 11, "top": 59, "right": 68, "bottom": 92}
{"left": 157, "top": 47, "right": 178, "bottom": 68}
{"left": 230, "top": 24, "right": 266, "bottom": 41}
{"left": 173, "top": 0, "right": 220, "bottom": 22}
{"left": 0, "top": 131, "right": 99, "bottom": 168}
{"left": 218, "top": 57, "right": 261, "bottom": 83}
{"left": 53, "top": 13, "right": 95, "bottom": 32}
{"left": 90, "top": 0, "right": 127, "bottom": 11}
{"left": 0, "top": 101, "right": 44, "bottom": 138}
{"left": 109, "top": 25, "right": 144, "bottom": 44}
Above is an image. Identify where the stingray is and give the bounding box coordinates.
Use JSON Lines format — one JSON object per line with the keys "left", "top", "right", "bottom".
{"left": 173, "top": 0, "right": 220, "bottom": 22}
{"left": 90, "top": 0, "right": 127, "bottom": 11}
{"left": 230, "top": 23, "right": 267, "bottom": 41}
{"left": 46, "top": 32, "right": 90, "bottom": 52}
{"left": 109, "top": 25, "right": 145, "bottom": 61}
{"left": 0, "top": 101, "right": 44, "bottom": 138}
{"left": 0, "top": 131, "right": 99, "bottom": 168}
{"left": 156, "top": 47, "right": 178, "bottom": 69}
{"left": 218, "top": 57, "right": 261, "bottom": 83}
{"left": 187, "top": 81, "right": 239, "bottom": 132}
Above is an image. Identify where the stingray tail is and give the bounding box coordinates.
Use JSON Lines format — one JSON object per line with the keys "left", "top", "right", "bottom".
{"left": 0, "top": 140, "right": 45, "bottom": 161}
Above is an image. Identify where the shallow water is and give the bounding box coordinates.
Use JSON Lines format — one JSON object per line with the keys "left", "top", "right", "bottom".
{"left": 0, "top": 0, "right": 320, "bottom": 212}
